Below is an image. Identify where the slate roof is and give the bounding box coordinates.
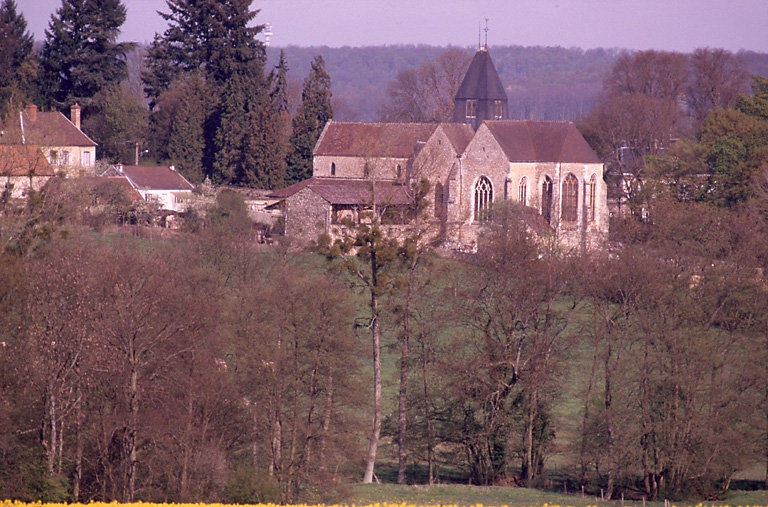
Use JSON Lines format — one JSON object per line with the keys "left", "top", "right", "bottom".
{"left": 439, "top": 123, "right": 475, "bottom": 155}
{"left": 117, "top": 165, "right": 194, "bottom": 191}
{"left": 454, "top": 49, "right": 507, "bottom": 102}
{"left": 0, "top": 145, "right": 54, "bottom": 176}
{"left": 484, "top": 120, "right": 602, "bottom": 164}
{"left": 314, "top": 121, "right": 439, "bottom": 158}
{"left": 0, "top": 109, "right": 96, "bottom": 147}
{"left": 269, "top": 177, "right": 412, "bottom": 206}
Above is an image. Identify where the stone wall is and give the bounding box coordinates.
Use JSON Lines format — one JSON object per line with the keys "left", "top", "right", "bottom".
{"left": 284, "top": 187, "right": 330, "bottom": 243}
{"left": 313, "top": 155, "right": 408, "bottom": 180}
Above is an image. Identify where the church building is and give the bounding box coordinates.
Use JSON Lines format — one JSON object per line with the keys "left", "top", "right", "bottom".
{"left": 271, "top": 45, "right": 608, "bottom": 252}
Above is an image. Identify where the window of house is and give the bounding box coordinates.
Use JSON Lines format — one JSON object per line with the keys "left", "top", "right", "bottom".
{"left": 474, "top": 176, "right": 492, "bottom": 222}
{"left": 519, "top": 176, "right": 527, "bottom": 205}
{"left": 542, "top": 176, "right": 553, "bottom": 224}
{"left": 81, "top": 151, "right": 90, "bottom": 166}
{"left": 466, "top": 99, "right": 477, "bottom": 119}
{"left": 363, "top": 163, "right": 371, "bottom": 177}
{"left": 331, "top": 162, "right": 336, "bottom": 176}
{"left": 60, "top": 151, "right": 70, "bottom": 165}
{"left": 561, "top": 173, "right": 578, "bottom": 222}
{"left": 586, "top": 174, "right": 596, "bottom": 223}
{"left": 49, "top": 150, "right": 58, "bottom": 165}
{"left": 494, "top": 100, "right": 504, "bottom": 120}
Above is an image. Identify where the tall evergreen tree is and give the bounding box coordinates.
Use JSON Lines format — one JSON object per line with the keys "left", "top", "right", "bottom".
{"left": 38, "top": 0, "right": 134, "bottom": 110}
{"left": 269, "top": 49, "right": 290, "bottom": 115}
{"left": 143, "top": 0, "right": 282, "bottom": 187}
{"left": 286, "top": 55, "right": 333, "bottom": 185}
{"left": 0, "top": 0, "right": 36, "bottom": 120}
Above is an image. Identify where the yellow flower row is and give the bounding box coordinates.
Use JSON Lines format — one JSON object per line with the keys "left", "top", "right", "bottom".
{"left": 3, "top": 503, "right": 768, "bottom": 507}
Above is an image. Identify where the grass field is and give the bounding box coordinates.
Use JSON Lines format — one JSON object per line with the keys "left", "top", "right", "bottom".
{"left": 347, "top": 484, "right": 768, "bottom": 507}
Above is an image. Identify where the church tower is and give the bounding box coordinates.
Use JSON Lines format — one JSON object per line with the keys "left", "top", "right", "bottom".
{"left": 453, "top": 45, "right": 508, "bottom": 129}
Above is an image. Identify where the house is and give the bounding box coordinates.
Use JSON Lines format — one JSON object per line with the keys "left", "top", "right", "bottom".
{"left": 271, "top": 45, "right": 609, "bottom": 252}
{"left": 0, "top": 104, "right": 97, "bottom": 177}
{"left": 0, "top": 144, "right": 55, "bottom": 199}
{"left": 102, "top": 165, "right": 194, "bottom": 212}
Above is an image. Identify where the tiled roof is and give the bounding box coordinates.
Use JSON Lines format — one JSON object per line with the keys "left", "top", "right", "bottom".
{"left": 0, "top": 145, "right": 54, "bottom": 176}
{"left": 119, "top": 165, "right": 194, "bottom": 191}
{"left": 484, "top": 120, "right": 602, "bottom": 164}
{"left": 269, "top": 177, "right": 412, "bottom": 206}
{"left": 0, "top": 109, "right": 96, "bottom": 147}
{"left": 314, "top": 121, "right": 439, "bottom": 158}
{"left": 454, "top": 49, "right": 507, "bottom": 101}
{"left": 439, "top": 123, "right": 475, "bottom": 155}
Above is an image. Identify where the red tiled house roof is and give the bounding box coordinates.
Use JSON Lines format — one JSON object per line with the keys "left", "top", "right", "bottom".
{"left": 0, "top": 107, "right": 96, "bottom": 147}
{"left": 0, "top": 145, "right": 54, "bottom": 176}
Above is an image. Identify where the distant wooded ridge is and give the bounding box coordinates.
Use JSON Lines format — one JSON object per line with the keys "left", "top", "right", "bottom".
{"left": 256, "top": 45, "right": 768, "bottom": 122}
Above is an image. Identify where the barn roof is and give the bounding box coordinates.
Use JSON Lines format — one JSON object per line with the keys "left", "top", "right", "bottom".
{"left": 454, "top": 49, "right": 507, "bottom": 102}
{"left": 269, "top": 177, "right": 412, "bottom": 206}
{"left": 314, "top": 121, "right": 439, "bottom": 158}
{"left": 484, "top": 120, "right": 602, "bottom": 164}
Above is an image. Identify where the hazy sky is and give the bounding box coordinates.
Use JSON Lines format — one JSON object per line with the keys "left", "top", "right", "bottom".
{"left": 17, "top": 0, "right": 768, "bottom": 52}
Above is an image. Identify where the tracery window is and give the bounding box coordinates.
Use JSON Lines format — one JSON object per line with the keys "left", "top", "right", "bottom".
{"left": 561, "top": 173, "right": 578, "bottom": 222}
{"left": 474, "top": 176, "right": 493, "bottom": 222}
{"left": 542, "top": 176, "right": 553, "bottom": 224}
{"left": 585, "top": 174, "right": 596, "bottom": 223}
{"left": 518, "top": 176, "right": 528, "bottom": 205}
{"left": 466, "top": 99, "right": 477, "bottom": 119}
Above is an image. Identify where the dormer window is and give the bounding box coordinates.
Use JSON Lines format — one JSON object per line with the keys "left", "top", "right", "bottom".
{"left": 466, "top": 99, "right": 477, "bottom": 119}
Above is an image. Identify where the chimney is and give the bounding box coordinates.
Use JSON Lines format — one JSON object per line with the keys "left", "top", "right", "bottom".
{"left": 25, "top": 104, "right": 37, "bottom": 122}
{"left": 70, "top": 102, "right": 81, "bottom": 130}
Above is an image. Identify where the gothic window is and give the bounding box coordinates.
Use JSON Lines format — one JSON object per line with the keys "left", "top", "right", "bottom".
{"left": 586, "top": 174, "right": 596, "bottom": 223}
{"left": 494, "top": 100, "right": 503, "bottom": 119}
{"left": 518, "top": 176, "right": 528, "bottom": 205}
{"left": 504, "top": 178, "right": 510, "bottom": 200}
{"left": 542, "top": 176, "right": 553, "bottom": 224}
{"left": 474, "top": 176, "right": 493, "bottom": 222}
{"left": 466, "top": 99, "right": 477, "bottom": 119}
{"left": 331, "top": 162, "right": 336, "bottom": 176}
{"left": 561, "top": 173, "right": 578, "bottom": 222}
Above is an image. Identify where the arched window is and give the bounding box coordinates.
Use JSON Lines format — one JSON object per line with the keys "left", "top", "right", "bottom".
{"left": 585, "top": 174, "right": 596, "bottom": 222}
{"left": 542, "top": 176, "right": 553, "bottom": 224}
{"left": 331, "top": 162, "right": 336, "bottom": 176}
{"left": 435, "top": 182, "right": 444, "bottom": 219}
{"left": 474, "top": 176, "right": 493, "bottom": 222}
{"left": 518, "top": 176, "right": 528, "bottom": 205}
{"left": 466, "top": 99, "right": 477, "bottom": 119}
{"left": 396, "top": 164, "right": 402, "bottom": 179}
{"left": 561, "top": 173, "right": 578, "bottom": 222}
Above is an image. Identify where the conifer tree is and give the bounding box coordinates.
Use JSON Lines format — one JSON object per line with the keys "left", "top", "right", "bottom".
{"left": 269, "top": 50, "right": 290, "bottom": 115}
{"left": 286, "top": 55, "right": 333, "bottom": 185}
{"left": 0, "top": 0, "right": 36, "bottom": 120}
{"left": 38, "top": 0, "right": 134, "bottom": 109}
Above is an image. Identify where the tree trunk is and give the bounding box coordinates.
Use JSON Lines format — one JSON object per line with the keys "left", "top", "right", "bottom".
{"left": 397, "top": 255, "right": 417, "bottom": 484}
{"left": 74, "top": 386, "right": 82, "bottom": 501}
{"left": 363, "top": 253, "right": 382, "bottom": 483}
{"left": 126, "top": 354, "right": 138, "bottom": 502}
{"left": 525, "top": 389, "right": 538, "bottom": 487}
{"left": 605, "top": 341, "right": 615, "bottom": 499}
{"left": 580, "top": 330, "right": 599, "bottom": 487}
{"left": 421, "top": 334, "right": 435, "bottom": 485}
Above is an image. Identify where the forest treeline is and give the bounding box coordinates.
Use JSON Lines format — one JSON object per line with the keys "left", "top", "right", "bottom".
{"left": 1, "top": 179, "right": 768, "bottom": 504}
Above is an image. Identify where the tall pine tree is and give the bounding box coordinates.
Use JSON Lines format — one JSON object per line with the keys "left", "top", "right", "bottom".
{"left": 38, "top": 0, "right": 134, "bottom": 110}
{"left": 286, "top": 55, "right": 333, "bottom": 185}
{"left": 143, "top": 0, "right": 282, "bottom": 187}
{"left": 0, "top": 0, "right": 36, "bottom": 120}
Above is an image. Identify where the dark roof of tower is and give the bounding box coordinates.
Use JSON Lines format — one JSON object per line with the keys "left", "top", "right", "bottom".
{"left": 454, "top": 49, "right": 507, "bottom": 102}
{"left": 484, "top": 120, "right": 602, "bottom": 164}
